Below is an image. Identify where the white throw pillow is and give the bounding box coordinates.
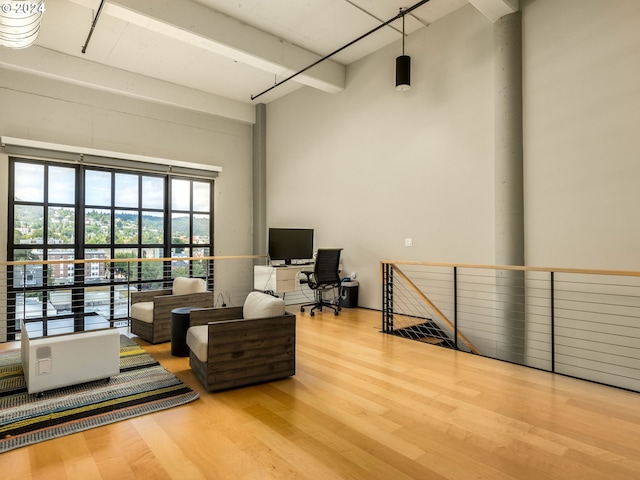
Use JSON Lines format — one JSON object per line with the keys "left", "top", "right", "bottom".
{"left": 243, "top": 291, "right": 285, "bottom": 319}
{"left": 173, "top": 277, "right": 206, "bottom": 295}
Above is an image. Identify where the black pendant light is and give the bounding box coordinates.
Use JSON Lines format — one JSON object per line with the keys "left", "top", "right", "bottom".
{"left": 395, "top": 10, "right": 411, "bottom": 91}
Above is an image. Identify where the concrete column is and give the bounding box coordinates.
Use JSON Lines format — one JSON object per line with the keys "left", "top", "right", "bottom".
{"left": 252, "top": 103, "right": 267, "bottom": 257}
{"left": 494, "top": 12, "right": 525, "bottom": 364}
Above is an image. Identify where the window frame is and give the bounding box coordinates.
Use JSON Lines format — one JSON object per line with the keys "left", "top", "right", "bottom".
{"left": 7, "top": 157, "right": 215, "bottom": 340}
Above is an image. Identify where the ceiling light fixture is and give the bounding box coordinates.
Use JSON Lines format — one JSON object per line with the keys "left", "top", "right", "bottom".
{"left": 395, "top": 9, "right": 411, "bottom": 91}
{"left": 250, "top": 0, "right": 431, "bottom": 101}
{"left": 0, "top": 0, "right": 45, "bottom": 49}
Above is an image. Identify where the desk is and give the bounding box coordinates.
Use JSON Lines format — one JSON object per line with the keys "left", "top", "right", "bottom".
{"left": 254, "top": 265, "right": 312, "bottom": 294}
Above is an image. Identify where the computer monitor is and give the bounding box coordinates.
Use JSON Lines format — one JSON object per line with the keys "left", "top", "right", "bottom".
{"left": 268, "top": 228, "right": 314, "bottom": 265}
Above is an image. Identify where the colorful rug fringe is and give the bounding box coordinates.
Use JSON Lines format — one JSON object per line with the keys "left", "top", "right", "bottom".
{"left": 0, "top": 336, "right": 198, "bottom": 453}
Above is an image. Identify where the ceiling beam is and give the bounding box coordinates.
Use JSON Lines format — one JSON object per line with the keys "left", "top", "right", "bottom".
{"left": 468, "top": 0, "right": 519, "bottom": 23}
{"left": 0, "top": 45, "right": 256, "bottom": 124}
{"left": 70, "top": 0, "right": 346, "bottom": 95}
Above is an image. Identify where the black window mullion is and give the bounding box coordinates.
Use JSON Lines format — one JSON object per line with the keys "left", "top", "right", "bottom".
{"left": 7, "top": 161, "right": 17, "bottom": 338}
{"left": 76, "top": 165, "right": 85, "bottom": 265}
{"left": 71, "top": 166, "right": 88, "bottom": 325}
{"left": 189, "top": 181, "right": 194, "bottom": 277}
{"left": 209, "top": 179, "right": 215, "bottom": 291}
{"left": 8, "top": 160, "right": 213, "bottom": 337}
{"left": 165, "top": 177, "right": 172, "bottom": 286}
{"left": 137, "top": 175, "right": 143, "bottom": 284}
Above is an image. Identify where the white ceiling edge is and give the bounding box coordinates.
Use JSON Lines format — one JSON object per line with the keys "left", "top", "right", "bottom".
{"left": 468, "top": 0, "right": 520, "bottom": 23}
{"left": 69, "top": 0, "right": 346, "bottom": 95}
{"left": 0, "top": 46, "right": 256, "bottom": 124}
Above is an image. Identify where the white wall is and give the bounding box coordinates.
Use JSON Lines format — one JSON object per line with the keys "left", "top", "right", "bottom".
{"left": 267, "top": 5, "right": 496, "bottom": 309}
{"left": 523, "top": 0, "right": 640, "bottom": 271}
{"left": 0, "top": 69, "right": 255, "bottom": 302}
{"left": 267, "top": 0, "right": 640, "bottom": 310}
{"left": 520, "top": 0, "right": 640, "bottom": 386}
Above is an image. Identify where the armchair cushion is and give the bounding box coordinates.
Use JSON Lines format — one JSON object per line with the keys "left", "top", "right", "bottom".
{"left": 186, "top": 325, "right": 209, "bottom": 362}
{"left": 131, "top": 301, "right": 154, "bottom": 323}
{"left": 243, "top": 291, "right": 285, "bottom": 319}
{"left": 173, "top": 277, "right": 207, "bottom": 295}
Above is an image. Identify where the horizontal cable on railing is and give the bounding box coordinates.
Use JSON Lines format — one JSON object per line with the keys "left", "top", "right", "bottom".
{"left": 1, "top": 255, "right": 264, "bottom": 342}
{"left": 381, "top": 260, "right": 640, "bottom": 392}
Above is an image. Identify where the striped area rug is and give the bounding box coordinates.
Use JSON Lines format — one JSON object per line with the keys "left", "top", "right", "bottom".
{"left": 0, "top": 335, "right": 199, "bottom": 453}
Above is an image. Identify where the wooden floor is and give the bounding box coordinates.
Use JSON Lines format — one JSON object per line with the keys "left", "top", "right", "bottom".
{"left": 3, "top": 307, "right": 640, "bottom": 479}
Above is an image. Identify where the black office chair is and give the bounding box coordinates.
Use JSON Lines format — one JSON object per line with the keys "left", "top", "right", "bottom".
{"left": 300, "top": 248, "right": 342, "bottom": 317}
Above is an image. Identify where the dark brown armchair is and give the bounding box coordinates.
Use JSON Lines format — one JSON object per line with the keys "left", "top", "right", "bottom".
{"left": 130, "top": 277, "right": 213, "bottom": 344}
{"left": 186, "top": 291, "right": 296, "bottom": 392}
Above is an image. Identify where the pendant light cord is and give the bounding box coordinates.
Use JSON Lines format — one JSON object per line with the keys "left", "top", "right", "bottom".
{"left": 81, "top": 0, "right": 106, "bottom": 54}
{"left": 401, "top": 9, "right": 406, "bottom": 55}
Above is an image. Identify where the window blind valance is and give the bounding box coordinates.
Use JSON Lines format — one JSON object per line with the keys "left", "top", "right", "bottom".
{"left": 1, "top": 136, "right": 221, "bottom": 179}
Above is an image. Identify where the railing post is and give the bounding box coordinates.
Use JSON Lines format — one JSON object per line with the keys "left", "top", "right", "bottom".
{"left": 381, "top": 263, "right": 385, "bottom": 332}
{"left": 453, "top": 266, "right": 458, "bottom": 351}
{"left": 381, "top": 262, "right": 394, "bottom": 333}
{"left": 550, "top": 271, "right": 555, "bottom": 373}
{"left": 381, "top": 262, "right": 387, "bottom": 332}
{"left": 388, "top": 264, "right": 393, "bottom": 332}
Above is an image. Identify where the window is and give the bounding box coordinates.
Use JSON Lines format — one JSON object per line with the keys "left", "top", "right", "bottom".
{"left": 8, "top": 158, "right": 214, "bottom": 339}
{"left": 170, "top": 178, "right": 211, "bottom": 278}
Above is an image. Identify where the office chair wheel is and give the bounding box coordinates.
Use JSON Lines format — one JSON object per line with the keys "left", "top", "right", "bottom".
{"left": 310, "top": 310, "right": 315, "bottom": 317}
{"left": 300, "top": 306, "right": 305, "bottom": 313}
{"left": 334, "top": 310, "right": 339, "bottom": 316}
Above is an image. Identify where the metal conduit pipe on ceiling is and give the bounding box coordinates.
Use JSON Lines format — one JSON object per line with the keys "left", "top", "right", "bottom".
{"left": 251, "top": 0, "right": 432, "bottom": 100}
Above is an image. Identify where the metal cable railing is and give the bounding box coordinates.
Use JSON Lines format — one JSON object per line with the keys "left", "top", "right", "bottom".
{"left": 381, "top": 261, "right": 640, "bottom": 392}
{"left": 0, "top": 255, "right": 262, "bottom": 342}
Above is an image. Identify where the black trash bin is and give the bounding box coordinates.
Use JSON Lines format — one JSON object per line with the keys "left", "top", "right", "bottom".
{"left": 338, "top": 280, "right": 359, "bottom": 308}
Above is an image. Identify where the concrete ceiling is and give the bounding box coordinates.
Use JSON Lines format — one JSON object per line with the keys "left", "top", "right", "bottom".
{"left": 0, "top": 0, "right": 518, "bottom": 123}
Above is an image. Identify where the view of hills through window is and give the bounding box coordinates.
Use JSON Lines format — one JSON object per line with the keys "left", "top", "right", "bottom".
{"left": 8, "top": 158, "right": 214, "bottom": 338}
{"left": 14, "top": 208, "right": 209, "bottom": 245}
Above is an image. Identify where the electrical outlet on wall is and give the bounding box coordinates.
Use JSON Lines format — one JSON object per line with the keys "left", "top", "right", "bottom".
{"left": 404, "top": 238, "right": 413, "bottom": 247}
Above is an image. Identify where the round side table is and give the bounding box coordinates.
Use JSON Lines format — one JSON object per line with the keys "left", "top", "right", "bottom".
{"left": 171, "top": 307, "right": 195, "bottom": 357}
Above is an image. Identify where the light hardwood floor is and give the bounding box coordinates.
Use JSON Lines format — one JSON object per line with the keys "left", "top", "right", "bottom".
{"left": 3, "top": 307, "right": 640, "bottom": 479}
